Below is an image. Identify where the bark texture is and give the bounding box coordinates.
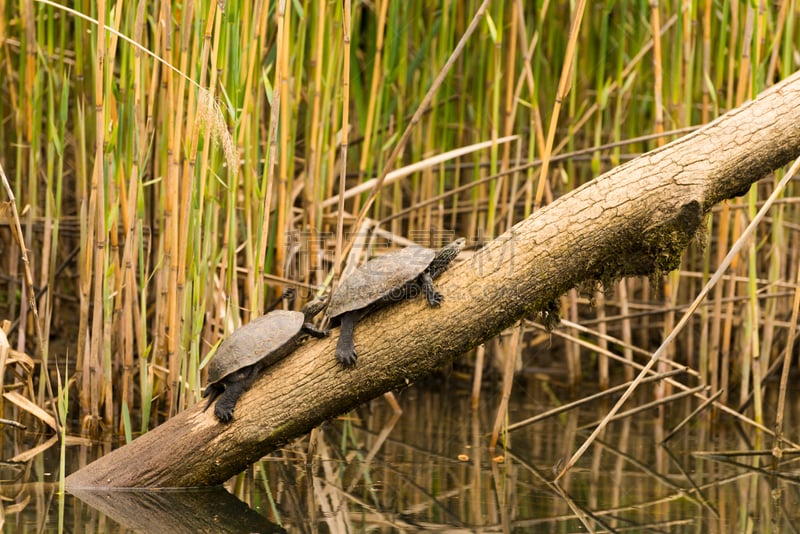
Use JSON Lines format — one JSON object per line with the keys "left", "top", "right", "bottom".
{"left": 66, "top": 70, "right": 800, "bottom": 488}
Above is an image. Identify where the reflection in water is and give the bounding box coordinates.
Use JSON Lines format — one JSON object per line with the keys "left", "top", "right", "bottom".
{"left": 4, "top": 381, "right": 800, "bottom": 531}
{"left": 69, "top": 486, "right": 287, "bottom": 533}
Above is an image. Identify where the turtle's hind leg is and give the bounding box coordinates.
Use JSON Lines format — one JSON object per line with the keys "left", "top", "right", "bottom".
{"left": 335, "top": 311, "right": 358, "bottom": 367}
{"left": 211, "top": 365, "right": 259, "bottom": 423}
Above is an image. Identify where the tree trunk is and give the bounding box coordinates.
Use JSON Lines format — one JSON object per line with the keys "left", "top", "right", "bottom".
{"left": 66, "top": 70, "right": 800, "bottom": 489}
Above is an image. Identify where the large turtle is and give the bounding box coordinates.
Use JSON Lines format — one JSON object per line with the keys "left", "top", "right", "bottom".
{"left": 204, "top": 297, "right": 327, "bottom": 422}
{"left": 327, "top": 238, "right": 465, "bottom": 367}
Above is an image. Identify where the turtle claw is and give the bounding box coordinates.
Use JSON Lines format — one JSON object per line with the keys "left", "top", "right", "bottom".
{"left": 211, "top": 381, "right": 247, "bottom": 423}
{"left": 214, "top": 405, "right": 234, "bottom": 423}
{"left": 213, "top": 398, "right": 235, "bottom": 422}
{"left": 336, "top": 348, "right": 357, "bottom": 367}
{"left": 427, "top": 291, "right": 443, "bottom": 307}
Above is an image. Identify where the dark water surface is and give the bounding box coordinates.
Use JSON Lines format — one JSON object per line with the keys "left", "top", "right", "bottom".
{"left": 3, "top": 379, "right": 800, "bottom": 532}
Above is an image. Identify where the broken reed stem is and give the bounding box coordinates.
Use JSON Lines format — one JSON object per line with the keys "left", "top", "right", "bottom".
{"left": 0, "top": 163, "right": 59, "bottom": 434}
{"left": 555, "top": 154, "right": 800, "bottom": 482}
{"left": 661, "top": 388, "right": 725, "bottom": 444}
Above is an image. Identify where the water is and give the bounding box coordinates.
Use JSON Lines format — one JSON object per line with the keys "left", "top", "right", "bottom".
{"left": 5, "top": 378, "right": 800, "bottom": 532}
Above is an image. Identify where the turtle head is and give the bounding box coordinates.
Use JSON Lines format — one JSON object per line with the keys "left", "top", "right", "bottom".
{"left": 301, "top": 293, "right": 328, "bottom": 320}
{"left": 427, "top": 237, "right": 466, "bottom": 279}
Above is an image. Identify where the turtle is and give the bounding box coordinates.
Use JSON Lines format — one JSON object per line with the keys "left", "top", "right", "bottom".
{"left": 203, "top": 297, "right": 327, "bottom": 422}
{"left": 327, "top": 237, "right": 466, "bottom": 367}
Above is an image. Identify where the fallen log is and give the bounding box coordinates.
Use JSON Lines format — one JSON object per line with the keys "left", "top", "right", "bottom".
{"left": 65, "top": 70, "right": 800, "bottom": 488}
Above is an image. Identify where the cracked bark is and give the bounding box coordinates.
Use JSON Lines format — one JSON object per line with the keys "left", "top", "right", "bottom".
{"left": 66, "top": 70, "right": 800, "bottom": 488}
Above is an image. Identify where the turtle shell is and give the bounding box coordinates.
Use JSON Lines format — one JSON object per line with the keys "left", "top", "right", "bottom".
{"left": 206, "top": 310, "right": 305, "bottom": 385}
{"left": 327, "top": 246, "right": 436, "bottom": 319}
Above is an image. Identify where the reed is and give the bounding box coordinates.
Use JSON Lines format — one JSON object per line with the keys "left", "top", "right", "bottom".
{"left": 0, "top": 4, "right": 799, "bottom": 498}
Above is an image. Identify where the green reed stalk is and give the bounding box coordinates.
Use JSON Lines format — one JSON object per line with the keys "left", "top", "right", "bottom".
{"left": 484, "top": 5, "right": 502, "bottom": 239}
{"left": 57, "top": 357, "right": 67, "bottom": 530}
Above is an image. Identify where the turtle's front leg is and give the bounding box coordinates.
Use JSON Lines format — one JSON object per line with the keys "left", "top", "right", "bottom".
{"left": 335, "top": 311, "right": 358, "bottom": 367}
{"left": 419, "top": 272, "right": 443, "bottom": 306}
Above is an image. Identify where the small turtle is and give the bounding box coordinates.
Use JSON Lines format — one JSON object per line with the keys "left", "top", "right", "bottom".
{"left": 204, "top": 297, "right": 327, "bottom": 422}
{"left": 327, "top": 238, "right": 465, "bottom": 367}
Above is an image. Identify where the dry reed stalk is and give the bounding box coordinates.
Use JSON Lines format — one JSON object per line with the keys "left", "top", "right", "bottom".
{"left": 275, "top": 0, "right": 294, "bottom": 285}
{"left": 303, "top": 0, "right": 329, "bottom": 291}
{"left": 357, "top": 0, "right": 388, "bottom": 187}
{"left": 84, "top": 0, "right": 108, "bottom": 431}
{"left": 256, "top": 0, "right": 288, "bottom": 318}
{"left": 747, "top": 4, "right": 768, "bottom": 455}
{"left": 324, "top": 136, "right": 519, "bottom": 210}
{"left": 650, "top": 0, "right": 670, "bottom": 445}
{"left": 489, "top": 322, "right": 522, "bottom": 450}
{"left": 160, "top": 0, "right": 181, "bottom": 419}
{"left": 533, "top": 0, "right": 587, "bottom": 208}
{"left": 594, "top": 288, "right": 609, "bottom": 390}
{"left": 538, "top": 321, "right": 697, "bottom": 381}
{"left": 506, "top": 368, "right": 688, "bottom": 433}
{"left": 490, "top": 3, "right": 521, "bottom": 234}
{"left": 701, "top": 0, "right": 713, "bottom": 124}
{"left": 103, "top": 20, "right": 125, "bottom": 431}
{"left": 720, "top": 210, "right": 742, "bottom": 406}
{"left": 650, "top": 2, "right": 664, "bottom": 141}
{"left": 171, "top": 6, "right": 197, "bottom": 414}
{"left": 564, "top": 289, "right": 581, "bottom": 386}
{"left": 333, "top": 0, "right": 353, "bottom": 287}
{"left": 709, "top": 201, "right": 729, "bottom": 396}
{"left": 470, "top": 343, "right": 485, "bottom": 410}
